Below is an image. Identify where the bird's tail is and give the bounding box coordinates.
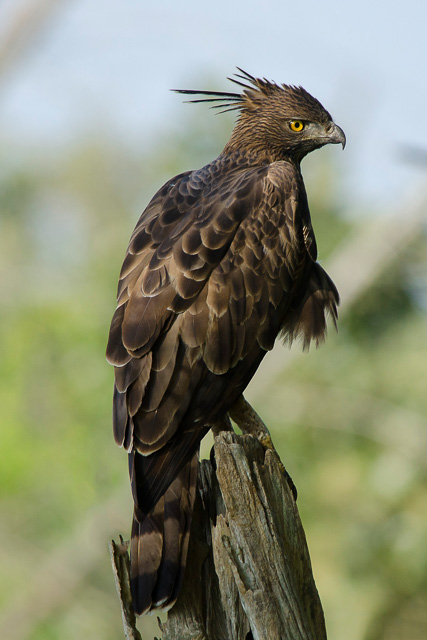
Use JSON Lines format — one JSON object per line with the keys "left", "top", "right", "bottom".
{"left": 129, "top": 452, "right": 198, "bottom": 615}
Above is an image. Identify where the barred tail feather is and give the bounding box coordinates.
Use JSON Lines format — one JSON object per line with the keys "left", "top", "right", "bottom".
{"left": 130, "top": 453, "right": 198, "bottom": 615}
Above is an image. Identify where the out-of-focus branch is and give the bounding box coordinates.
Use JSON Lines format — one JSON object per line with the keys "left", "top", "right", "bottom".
{"left": 0, "top": 0, "right": 64, "bottom": 80}
{"left": 329, "top": 190, "right": 427, "bottom": 310}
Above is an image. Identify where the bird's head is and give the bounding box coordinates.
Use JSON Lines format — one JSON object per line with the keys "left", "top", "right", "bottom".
{"left": 174, "top": 68, "right": 345, "bottom": 164}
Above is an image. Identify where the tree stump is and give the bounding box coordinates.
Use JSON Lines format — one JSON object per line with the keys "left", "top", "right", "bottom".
{"left": 160, "top": 431, "right": 326, "bottom": 640}
{"left": 111, "top": 430, "right": 327, "bottom": 640}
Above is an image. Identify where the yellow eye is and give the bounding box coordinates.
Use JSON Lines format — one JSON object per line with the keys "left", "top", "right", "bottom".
{"left": 289, "top": 120, "right": 305, "bottom": 132}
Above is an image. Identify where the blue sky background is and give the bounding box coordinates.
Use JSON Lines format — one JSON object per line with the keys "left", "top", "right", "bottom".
{"left": 2, "top": 0, "right": 427, "bottom": 210}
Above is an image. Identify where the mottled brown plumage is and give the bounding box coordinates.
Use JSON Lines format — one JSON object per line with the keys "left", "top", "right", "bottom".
{"left": 106, "top": 69, "right": 345, "bottom": 615}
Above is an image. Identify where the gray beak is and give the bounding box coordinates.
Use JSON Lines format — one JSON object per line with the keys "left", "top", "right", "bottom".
{"left": 328, "top": 123, "right": 346, "bottom": 149}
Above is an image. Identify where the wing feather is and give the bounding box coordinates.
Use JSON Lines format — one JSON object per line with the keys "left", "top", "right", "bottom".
{"left": 106, "top": 304, "right": 131, "bottom": 366}
{"left": 112, "top": 386, "right": 128, "bottom": 446}
{"left": 180, "top": 288, "right": 209, "bottom": 348}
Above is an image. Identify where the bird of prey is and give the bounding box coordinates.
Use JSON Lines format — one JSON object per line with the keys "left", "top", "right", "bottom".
{"left": 106, "top": 69, "right": 345, "bottom": 615}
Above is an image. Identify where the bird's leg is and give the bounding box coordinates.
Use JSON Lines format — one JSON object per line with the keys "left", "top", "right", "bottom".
{"left": 228, "top": 395, "right": 274, "bottom": 450}
{"left": 228, "top": 394, "right": 297, "bottom": 500}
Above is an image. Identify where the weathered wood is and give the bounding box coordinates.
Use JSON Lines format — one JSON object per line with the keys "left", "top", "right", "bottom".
{"left": 111, "top": 429, "right": 326, "bottom": 640}
{"left": 109, "top": 537, "right": 143, "bottom": 640}
{"left": 160, "top": 432, "right": 327, "bottom": 640}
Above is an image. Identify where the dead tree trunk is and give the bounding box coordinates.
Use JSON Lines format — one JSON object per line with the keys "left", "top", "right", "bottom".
{"left": 111, "top": 431, "right": 326, "bottom": 639}
{"left": 110, "top": 429, "right": 327, "bottom": 639}
{"left": 159, "top": 432, "right": 326, "bottom": 640}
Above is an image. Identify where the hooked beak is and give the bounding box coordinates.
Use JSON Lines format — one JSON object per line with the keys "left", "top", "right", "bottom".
{"left": 328, "top": 123, "right": 346, "bottom": 149}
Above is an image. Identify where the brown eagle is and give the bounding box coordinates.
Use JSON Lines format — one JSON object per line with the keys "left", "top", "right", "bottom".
{"left": 106, "top": 69, "right": 345, "bottom": 615}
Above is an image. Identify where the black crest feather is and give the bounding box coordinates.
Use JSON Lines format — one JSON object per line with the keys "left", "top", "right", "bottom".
{"left": 172, "top": 67, "right": 267, "bottom": 113}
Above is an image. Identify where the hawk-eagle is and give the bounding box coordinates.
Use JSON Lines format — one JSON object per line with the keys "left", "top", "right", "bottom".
{"left": 106, "top": 69, "right": 345, "bottom": 615}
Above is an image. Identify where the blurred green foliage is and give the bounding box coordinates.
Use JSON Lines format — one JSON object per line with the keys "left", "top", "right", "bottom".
{"left": 0, "top": 110, "right": 426, "bottom": 640}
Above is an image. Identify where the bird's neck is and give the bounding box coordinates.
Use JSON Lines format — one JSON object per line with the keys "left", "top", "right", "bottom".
{"left": 220, "top": 141, "right": 301, "bottom": 171}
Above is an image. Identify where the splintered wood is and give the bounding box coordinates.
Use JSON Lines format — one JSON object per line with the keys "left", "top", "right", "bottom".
{"left": 160, "top": 432, "right": 326, "bottom": 640}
